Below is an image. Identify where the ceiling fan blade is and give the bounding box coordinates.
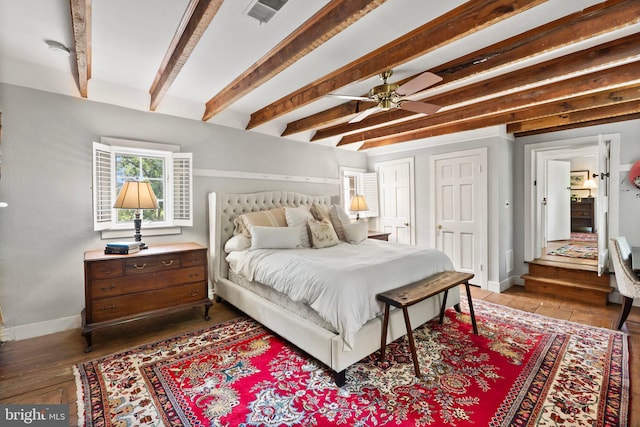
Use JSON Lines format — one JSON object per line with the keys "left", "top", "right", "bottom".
{"left": 327, "top": 93, "right": 373, "bottom": 102}
{"left": 400, "top": 101, "right": 442, "bottom": 115}
{"left": 395, "top": 72, "right": 443, "bottom": 96}
{"left": 349, "top": 106, "right": 381, "bottom": 123}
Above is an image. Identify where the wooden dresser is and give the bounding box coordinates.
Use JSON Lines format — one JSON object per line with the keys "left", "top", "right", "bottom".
{"left": 82, "top": 242, "right": 212, "bottom": 351}
{"left": 570, "top": 198, "right": 595, "bottom": 232}
{"left": 367, "top": 230, "right": 391, "bottom": 241}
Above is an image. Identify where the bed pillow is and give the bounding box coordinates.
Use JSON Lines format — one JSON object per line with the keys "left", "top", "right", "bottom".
{"left": 250, "top": 225, "right": 303, "bottom": 250}
{"left": 233, "top": 207, "right": 287, "bottom": 237}
{"left": 310, "top": 202, "right": 330, "bottom": 222}
{"left": 328, "top": 204, "right": 351, "bottom": 241}
{"left": 284, "top": 206, "right": 314, "bottom": 248}
{"left": 342, "top": 221, "right": 368, "bottom": 244}
{"left": 308, "top": 218, "right": 340, "bottom": 249}
{"left": 224, "top": 234, "right": 251, "bottom": 253}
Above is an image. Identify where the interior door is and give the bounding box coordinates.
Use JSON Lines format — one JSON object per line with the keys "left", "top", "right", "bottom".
{"left": 376, "top": 159, "right": 413, "bottom": 244}
{"left": 546, "top": 160, "right": 571, "bottom": 241}
{"left": 597, "top": 137, "right": 610, "bottom": 276}
{"left": 433, "top": 152, "right": 486, "bottom": 286}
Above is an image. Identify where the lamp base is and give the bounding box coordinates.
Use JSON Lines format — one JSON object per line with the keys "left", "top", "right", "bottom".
{"left": 133, "top": 212, "right": 149, "bottom": 250}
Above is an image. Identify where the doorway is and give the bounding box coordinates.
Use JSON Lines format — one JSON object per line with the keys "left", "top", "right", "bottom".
{"left": 524, "top": 134, "right": 618, "bottom": 275}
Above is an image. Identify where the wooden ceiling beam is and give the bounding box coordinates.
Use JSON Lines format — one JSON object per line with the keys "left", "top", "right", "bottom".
{"left": 287, "top": 0, "right": 638, "bottom": 137}
{"left": 512, "top": 112, "right": 640, "bottom": 137}
{"left": 340, "top": 61, "right": 640, "bottom": 146}
{"left": 246, "top": 0, "right": 548, "bottom": 129}
{"left": 507, "top": 98, "right": 640, "bottom": 134}
{"left": 150, "top": 0, "right": 223, "bottom": 111}
{"left": 312, "top": 32, "right": 640, "bottom": 141}
{"left": 358, "top": 99, "right": 640, "bottom": 151}
{"left": 69, "top": 0, "right": 91, "bottom": 98}
{"left": 202, "top": 0, "right": 388, "bottom": 121}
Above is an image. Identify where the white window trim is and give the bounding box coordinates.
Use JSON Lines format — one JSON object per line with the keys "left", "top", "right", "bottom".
{"left": 339, "top": 167, "right": 379, "bottom": 218}
{"left": 93, "top": 138, "right": 193, "bottom": 239}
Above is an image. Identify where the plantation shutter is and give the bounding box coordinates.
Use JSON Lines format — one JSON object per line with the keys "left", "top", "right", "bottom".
{"left": 172, "top": 153, "right": 193, "bottom": 226}
{"left": 362, "top": 172, "right": 379, "bottom": 218}
{"left": 92, "top": 142, "right": 113, "bottom": 231}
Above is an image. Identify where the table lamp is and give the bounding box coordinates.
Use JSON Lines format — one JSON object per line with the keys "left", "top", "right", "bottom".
{"left": 350, "top": 194, "right": 369, "bottom": 221}
{"left": 583, "top": 179, "right": 597, "bottom": 197}
{"left": 113, "top": 181, "right": 159, "bottom": 249}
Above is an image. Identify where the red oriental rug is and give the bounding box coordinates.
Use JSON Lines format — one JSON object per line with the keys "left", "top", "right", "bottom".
{"left": 74, "top": 298, "right": 630, "bottom": 426}
{"left": 548, "top": 244, "right": 598, "bottom": 260}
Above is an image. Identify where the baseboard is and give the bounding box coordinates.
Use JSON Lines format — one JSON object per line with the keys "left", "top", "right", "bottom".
{"left": 488, "top": 275, "right": 520, "bottom": 293}
{"left": 6, "top": 314, "right": 82, "bottom": 341}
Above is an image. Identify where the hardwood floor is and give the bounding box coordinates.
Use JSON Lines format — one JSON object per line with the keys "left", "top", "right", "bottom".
{"left": 1, "top": 286, "right": 638, "bottom": 426}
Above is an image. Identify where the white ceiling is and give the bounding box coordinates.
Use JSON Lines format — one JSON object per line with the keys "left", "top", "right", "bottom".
{"left": 0, "top": 0, "right": 628, "bottom": 147}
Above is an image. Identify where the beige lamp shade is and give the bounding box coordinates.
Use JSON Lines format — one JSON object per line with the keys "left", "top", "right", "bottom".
{"left": 113, "top": 181, "right": 159, "bottom": 210}
{"left": 350, "top": 194, "right": 369, "bottom": 212}
{"left": 583, "top": 179, "right": 597, "bottom": 190}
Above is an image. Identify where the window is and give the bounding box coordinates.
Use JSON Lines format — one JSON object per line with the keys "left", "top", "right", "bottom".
{"left": 340, "top": 168, "right": 379, "bottom": 218}
{"left": 92, "top": 139, "right": 193, "bottom": 234}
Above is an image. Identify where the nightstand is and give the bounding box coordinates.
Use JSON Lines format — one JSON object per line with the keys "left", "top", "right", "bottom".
{"left": 367, "top": 230, "right": 391, "bottom": 241}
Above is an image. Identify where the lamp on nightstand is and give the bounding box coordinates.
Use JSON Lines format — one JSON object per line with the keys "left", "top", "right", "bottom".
{"left": 583, "top": 179, "right": 597, "bottom": 197}
{"left": 350, "top": 194, "right": 369, "bottom": 221}
{"left": 113, "top": 181, "right": 159, "bottom": 249}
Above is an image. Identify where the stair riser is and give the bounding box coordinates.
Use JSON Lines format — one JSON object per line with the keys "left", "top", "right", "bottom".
{"left": 524, "top": 279, "right": 608, "bottom": 305}
{"left": 528, "top": 264, "right": 609, "bottom": 286}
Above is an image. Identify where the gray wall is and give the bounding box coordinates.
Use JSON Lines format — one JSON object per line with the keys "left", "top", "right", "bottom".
{"left": 512, "top": 120, "right": 640, "bottom": 279}
{"left": 366, "top": 130, "right": 515, "bottom": 290}
{"left": 0, "top": 83, "right": 366, "bottom": 338}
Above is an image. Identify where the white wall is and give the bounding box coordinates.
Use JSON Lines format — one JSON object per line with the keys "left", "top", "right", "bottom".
{"left": 0, "top": 83, "right": 367, "bottom": 339}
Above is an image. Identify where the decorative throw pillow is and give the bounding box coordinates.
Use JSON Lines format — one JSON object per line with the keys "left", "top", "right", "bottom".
{"left": 284, "top": 206, "right": 314, "bottom": 248}
{"left": 310, "top": 202, "right": 330, "bottom": 222}
{"left": 328, "top": 204, "right": 351, "bottom": 241}
{"left": 342, "top": 221, "right": 368, "bottom": 244}
{"left": 250, "top": 225, "right": 303, "bottom": 250}
{"left": 223, "top": 234, "right": 251, "bottom": 253}
{"left": 233, "top": 208, "right": 287, "bottom": 237}
{"left": 308, "top": 218, "right": 340, "bottom": 249}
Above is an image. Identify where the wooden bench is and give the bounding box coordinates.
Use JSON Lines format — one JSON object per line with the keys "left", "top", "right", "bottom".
{"left": 376, "top": 271, "right": 477, "bottom": 378}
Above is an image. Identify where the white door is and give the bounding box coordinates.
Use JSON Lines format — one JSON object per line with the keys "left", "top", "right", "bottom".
{"left": 597, "top": 136, "right": 610, "bottom": 276}
{"left": 546, "top": 160, "right": 571, "bottom": 241}
{"left": 432, "top": 150, "right": 487, "bottom": 287}
{"left": 376, "top": 158, "right": 414, "bottom": 244}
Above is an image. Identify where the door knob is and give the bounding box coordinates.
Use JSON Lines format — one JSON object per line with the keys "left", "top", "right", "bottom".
{"left": 404, "top": 222, "right": 409, "bottom": 226}
{"left": 437, "top": 224, "right": 442, "bottom": 229}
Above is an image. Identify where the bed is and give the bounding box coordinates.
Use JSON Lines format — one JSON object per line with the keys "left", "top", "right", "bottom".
{"left": 208, "top": 191, "right": 459, "bottom": 385}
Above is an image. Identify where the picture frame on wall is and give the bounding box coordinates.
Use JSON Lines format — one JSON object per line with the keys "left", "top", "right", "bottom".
{"left": 570, "top": 170, "right": 589, "bottom": 189}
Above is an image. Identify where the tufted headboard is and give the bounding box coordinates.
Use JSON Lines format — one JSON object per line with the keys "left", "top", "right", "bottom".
{"left": 208, "top": 191, "right": 333, "bottom": 284}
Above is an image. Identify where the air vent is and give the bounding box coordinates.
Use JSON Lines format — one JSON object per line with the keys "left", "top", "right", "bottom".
{"left": 244, "top": 0, "right": 288, "bottom": 24}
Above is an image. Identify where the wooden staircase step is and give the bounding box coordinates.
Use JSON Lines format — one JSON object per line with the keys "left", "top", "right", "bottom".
{"left": 521, "top": 273, "right": 612, "bottom": 306}
{"left": 527, "top": 262, "right": 609, "bottom": 286}
{"left": 529, "top": 258, "right": 598, "bottom": 272}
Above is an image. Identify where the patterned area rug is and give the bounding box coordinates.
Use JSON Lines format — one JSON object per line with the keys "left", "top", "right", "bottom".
{"left": 548, "top": 244, "right": 598, "bottom": 260}
{"left": 571, "top": 232, "right": 598, "bottom": 243}
{"left": 74, "top": 298, "right": 629, "bottom": 426}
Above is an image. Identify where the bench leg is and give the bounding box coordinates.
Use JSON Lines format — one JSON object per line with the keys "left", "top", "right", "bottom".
{"left": 379, "top": 304, "right": 390, "bottom": 364}
{"left": 465, "top": 282, "right": 478, "bottom": 335}
{"left": 402, "top": 307, "right": 421, "bottom": 378}
{"left": 439, "top": 289, "right": 449, "bottom": 324}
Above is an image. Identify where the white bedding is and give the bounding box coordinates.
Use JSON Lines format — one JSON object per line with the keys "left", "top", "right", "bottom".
{"left": 226, "top": 239, "right": 454, "bottom": 350}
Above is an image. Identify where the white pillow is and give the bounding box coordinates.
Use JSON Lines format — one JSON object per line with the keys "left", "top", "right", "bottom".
{"left": 342, "top": 221, "right": 368, "bottom": 244}
{"left": 329, "top": 204, "right": 351, "bottom": 241}
{"left": 250, "top": 225, "right": 303, "bottom": 250}
{"left": 284, "top": 206, "right": 314, "bottom": 248}
{"left": 224, "top": 234, "right": 251, "bottom": 253}
{"left": 308, "top": 218, "right": 340, "bottom": 249}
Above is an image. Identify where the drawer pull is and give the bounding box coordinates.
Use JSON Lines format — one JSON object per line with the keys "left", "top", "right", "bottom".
{"left": 100, "top": 284, "right": 116, "bottom": 292}
{"left": 162, "top": 260, "right": 174, "bottom": 266}
{"left": 133, "top": 263, "right": 146, "bottom": 270}
{"left": 189, "top": 273, "right": 200, "bottom": 279}
{"left": 190, "top": 290, "right": 200, "bottom": 297}
{"left": 101, "top": 304, "right": 116, "bottom": 311}
{"left": 100, "top": 268, "right": 116, "bottom": 275}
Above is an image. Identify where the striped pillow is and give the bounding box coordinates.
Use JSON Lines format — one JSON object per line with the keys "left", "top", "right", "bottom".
{"left": 233, "top": 207, "right": 287, "bottom": 237}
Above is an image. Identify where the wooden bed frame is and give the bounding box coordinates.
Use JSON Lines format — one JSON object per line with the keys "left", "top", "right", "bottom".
{"left": 208, "top": 191, "right": 460, "bottom": 385}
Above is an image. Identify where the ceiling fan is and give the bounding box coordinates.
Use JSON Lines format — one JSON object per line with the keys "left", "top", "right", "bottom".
{"left": 328, "top": 70, "right": 443, "bottom": 123}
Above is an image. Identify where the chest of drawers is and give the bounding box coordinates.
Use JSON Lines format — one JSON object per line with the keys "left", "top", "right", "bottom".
{"left": 82, "top": 242, "right": 212, "bottom": 351}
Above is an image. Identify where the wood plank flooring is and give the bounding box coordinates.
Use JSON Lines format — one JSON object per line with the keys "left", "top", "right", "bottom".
{"left": 0, "top": 286, "right": 637, "bottom": 426}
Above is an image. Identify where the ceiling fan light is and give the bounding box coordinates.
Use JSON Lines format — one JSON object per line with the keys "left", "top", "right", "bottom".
{"left": 379, "top": 98, "right": 393, "bottom": 110}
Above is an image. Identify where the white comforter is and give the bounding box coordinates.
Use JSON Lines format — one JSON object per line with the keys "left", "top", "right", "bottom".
{"left": 226, "top": 239, "right": 454, "bottom": 350}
